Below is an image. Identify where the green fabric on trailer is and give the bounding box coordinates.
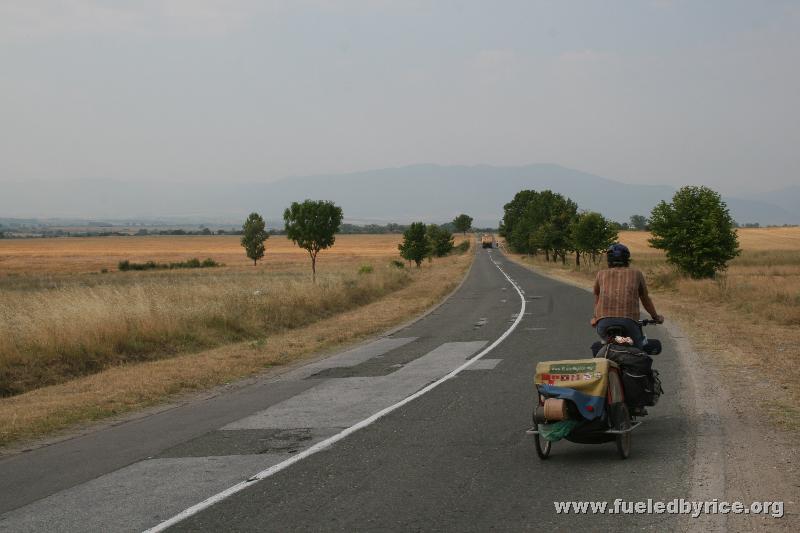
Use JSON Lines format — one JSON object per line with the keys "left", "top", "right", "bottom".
{"left": 539, "top": 420, "right": 581, "bottom": 442}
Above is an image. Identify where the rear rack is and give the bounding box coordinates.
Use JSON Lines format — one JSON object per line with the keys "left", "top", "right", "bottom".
{"left": 526, "top": 420, "right": 641, "bottom": 436}
{"left": 604, "top": 421, "right": 642, "bottom": 434}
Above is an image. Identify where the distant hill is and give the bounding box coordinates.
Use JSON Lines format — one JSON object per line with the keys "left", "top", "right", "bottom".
{"left": 752, "top": 185, "right": 800, "bottom": 217}
{"left": 1, "top": 164, "right": 797, "bottom": 227}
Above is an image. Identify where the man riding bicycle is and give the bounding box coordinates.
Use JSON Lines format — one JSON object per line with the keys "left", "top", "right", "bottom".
{"left": 591, "top": 243, "right": 664, "bottom": 348}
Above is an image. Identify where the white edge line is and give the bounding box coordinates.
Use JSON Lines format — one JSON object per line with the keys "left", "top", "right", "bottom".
{"left": 144, "top": 255, "right": 526, "bottom": 532}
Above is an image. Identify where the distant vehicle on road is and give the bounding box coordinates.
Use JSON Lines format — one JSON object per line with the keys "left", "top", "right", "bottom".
{"left": 481, "top": 234, "right": 495, "bottom": 249}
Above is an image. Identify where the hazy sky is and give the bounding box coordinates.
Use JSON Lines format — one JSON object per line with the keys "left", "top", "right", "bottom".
{"left": 1, "top": 0, "right": 798, "bottom": 195}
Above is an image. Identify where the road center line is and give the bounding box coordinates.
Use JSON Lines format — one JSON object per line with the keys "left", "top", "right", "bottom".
{"left": 144, "top": 254, "right": 526, "bottom": 532}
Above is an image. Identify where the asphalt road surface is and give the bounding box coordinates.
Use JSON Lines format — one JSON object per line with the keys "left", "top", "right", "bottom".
{"left": 0, "top": 247, "right": 694, "bottom": 532}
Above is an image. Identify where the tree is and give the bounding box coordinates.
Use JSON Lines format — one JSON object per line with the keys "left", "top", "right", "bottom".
{"left": 399, "top": 222, "right": 430, "bottom": 267}
{"left": 570, "top": 212, "right": 619, "bottom": 266}
{"left": 511, "top": 190, "right": 577, "bottom": 261}
{"left": 501, "top": 190, "right": 573, "bottom": 259}
{"left": 241, "top": 212, "right": 269, "bottom": 266}
{"left": 452, "top": 214, "right": 473, "bottom": 235}
{"left": 427, "top": 224, "right": 455, "bottom": 257}
{"left": 608, "top": 221, "right": 627, "bottom": 231}
{"left": 284, "top": 200, "right": 343, "bottom": 282}
{"left": 629, "top": 214, "right": 649, "bottom": 231}
{"left": 500, "top": 190, "right": 540, "bottom": 249}
{"left": 649, "top": 186, "right": 740, "bottom": 279}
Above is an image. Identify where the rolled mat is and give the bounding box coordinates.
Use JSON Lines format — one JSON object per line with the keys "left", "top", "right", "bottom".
{"left": 543, "top": 398, "right": 567, "bottom": 421}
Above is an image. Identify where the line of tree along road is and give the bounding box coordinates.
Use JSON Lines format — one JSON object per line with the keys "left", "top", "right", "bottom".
{"left": 242, "top": 207, "right": 473, "bottom": 277}
{"left": 398, "top": 214, "right": 475, "bottom": 267}
{"left": 500, "top": 185, "right": 740, "bottom": 279}
{"left": 500, "top": 189, "right": 618, "bottom": 266}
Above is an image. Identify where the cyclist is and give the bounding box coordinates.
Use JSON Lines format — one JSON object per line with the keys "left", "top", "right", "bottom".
{"left": 590, "top": 243, "right": 664, "bottom": 348}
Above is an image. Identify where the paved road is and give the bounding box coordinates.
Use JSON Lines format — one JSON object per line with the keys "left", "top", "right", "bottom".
{"left": 0, "top": 248, "right": 693, "bottom": 532}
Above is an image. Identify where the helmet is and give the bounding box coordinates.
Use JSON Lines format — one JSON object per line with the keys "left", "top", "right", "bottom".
{"left": 606, "top": 243, "right": 630, "bottom": 266}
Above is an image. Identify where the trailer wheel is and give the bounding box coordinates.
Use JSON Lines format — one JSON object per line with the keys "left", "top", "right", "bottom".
{"left": 533, "top": 422, "right": 551, "bottom": 459}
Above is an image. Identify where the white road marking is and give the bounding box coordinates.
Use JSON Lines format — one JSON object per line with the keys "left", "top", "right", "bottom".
{"left": 285, "top": 336, "right": 417, "bottom": 379}
{"left": 222, "top": 342, "right": 487, "bottom": 430}
{"left": 464, "top": 358, "right": 502, "bottom": 370}
{"left": 143, "top": 256, "right": 527, "bottom": 532}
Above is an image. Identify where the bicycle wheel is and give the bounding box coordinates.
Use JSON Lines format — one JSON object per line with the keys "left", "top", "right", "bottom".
{"left": 615, "top": 404, "right": 632, "bottom": 459}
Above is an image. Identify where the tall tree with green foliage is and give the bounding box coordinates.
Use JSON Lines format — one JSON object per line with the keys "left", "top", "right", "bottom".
{"left": 649, "top": 186, "right": 740, "bottom": 279}
{"left": 544, "top": 192, "right": 579, "bottom": 263}
{"left": 452, "top": 214, "right": 473, "bottom": 235}
{"left": 399, "top": 222, "right": 430, "bottom": 267}
{"left": 427, "top": 224, "right": 455, "bottom": 257}
{"left": 500, "top": 190, "right": 539, "bottom": 248}
{"left": 569, "top": 212, "right": 619, "bottom": 266}
{"left": 284, "top": 200, "right": 343, "bottom": 282}
{"left": 241, "top": 212, "right": 269, "bottom": 266}
{"left": 505, "top": 189, "right": 577, "bottom": 262}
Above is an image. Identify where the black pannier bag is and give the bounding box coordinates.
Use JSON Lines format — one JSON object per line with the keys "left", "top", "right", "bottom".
{"left": 597, "top": 344, "right": 663, "bottom": 407}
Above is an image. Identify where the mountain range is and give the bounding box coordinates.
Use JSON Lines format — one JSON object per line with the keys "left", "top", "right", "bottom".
{"left": 1, "top": 164, "right": 797, "bottom": 228}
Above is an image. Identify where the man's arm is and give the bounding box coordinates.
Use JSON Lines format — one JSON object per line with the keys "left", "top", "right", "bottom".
{"left": 590, "top": 277, "right": 601, "bottom": 326}
{"left": 638, "top": 272, "right": 664, "bottom": 323}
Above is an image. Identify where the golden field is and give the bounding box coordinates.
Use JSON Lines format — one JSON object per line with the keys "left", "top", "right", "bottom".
{"left": 0, "top": 234, "right": 406, "bottom": 276}
{"left": 0, "top": 235, "right": 473, "bottom": 446}
{"left": 505, "top": 227, "right": 800, "bottom": 429}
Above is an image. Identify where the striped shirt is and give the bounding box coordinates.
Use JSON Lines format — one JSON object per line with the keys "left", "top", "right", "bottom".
{"left": 593, "top": 267, "right": 648, "bottom": 321}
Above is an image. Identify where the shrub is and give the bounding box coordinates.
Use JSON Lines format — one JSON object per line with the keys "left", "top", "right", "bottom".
{"left": 177, "top": 258, "right": 201, "bottom": 269}
{"left": 359, "top": 264, "right": 374, "bottom": 274}
{"left": 427, "top": 224, "right": 455, "bottom": 257}
{"left": 117, "top": 258, "right": 221, "bottom": 271}
{"left": 390, "top": 260, "right": 405, "bottom": 269}
{"left": 454, "top": 240, "right": 470, "bottom": 254}
{"left": 647, "top": 268, "right": 679, "bottom": 290}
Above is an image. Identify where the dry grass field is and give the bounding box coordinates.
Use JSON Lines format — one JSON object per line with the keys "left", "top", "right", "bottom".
{"left": 0, "top": 234, "right": 405, "bottom": 276}
{"left": 504, "top": 227, "right": 800, "bottom": 429}
{"left": 0, "top": 234, "right": 474, "bottom": 446}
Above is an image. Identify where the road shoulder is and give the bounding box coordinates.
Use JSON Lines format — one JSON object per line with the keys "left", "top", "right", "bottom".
{"left": 502, "top": 250, "right": 799, "bottom": 530}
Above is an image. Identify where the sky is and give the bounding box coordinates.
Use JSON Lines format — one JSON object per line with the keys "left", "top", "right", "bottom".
{"left": 1, "top": 0, "right": 798, "bottom": 196}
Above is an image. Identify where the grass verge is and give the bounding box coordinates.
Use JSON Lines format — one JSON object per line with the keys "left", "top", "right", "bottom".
{"left": 0, "top": 266, "right": 411, "bottom": 396}
{"left": 0, "top": 251, "right": 473, "bottom": 448}
{"left": 500, "top": 229, "right": 800, "bottom": 432}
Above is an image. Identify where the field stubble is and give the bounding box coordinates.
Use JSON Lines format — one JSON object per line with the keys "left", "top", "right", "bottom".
{"left": 0, "top": 235, "right": 473, "bottom": 446}
{"left": 505, "top": 228, "right": 800, "bottom": 430}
